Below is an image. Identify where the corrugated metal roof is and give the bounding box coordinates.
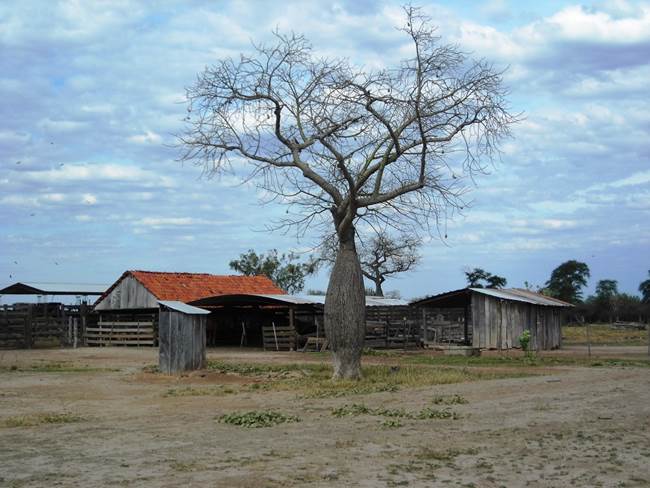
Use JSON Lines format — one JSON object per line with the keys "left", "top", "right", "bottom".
{"left": 257, "top": 294, "right": 319, "bottom": 305}
{"left": 0, "top": 282, "right": 108, "bottom": 295}
{"left": 470, "top": 288, "right": 573, "bottom": 307}
{"left": 299, "top": 295, "right": 409, "bottom": 307}
{"left": 158, "top": 300, "right": 211, "bottom": 314}
{"left": 190, "top": 293, "right": 410, "bottom": 308}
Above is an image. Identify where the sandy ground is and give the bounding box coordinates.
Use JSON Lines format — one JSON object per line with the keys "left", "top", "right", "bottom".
{"left": 0, "top": 347, "right": 649, "bottom": 488}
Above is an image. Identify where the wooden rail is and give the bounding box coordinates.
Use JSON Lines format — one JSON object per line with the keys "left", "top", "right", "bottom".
{"left": 86, "top": 321, "right": 155, "bottom": 346}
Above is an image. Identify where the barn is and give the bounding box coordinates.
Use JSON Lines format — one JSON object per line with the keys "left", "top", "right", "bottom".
{"left": 92, "top": 270, "right": 285, "bottom": 346}
{"left": 412, "top": 288, "right": 573, "bottom": 350}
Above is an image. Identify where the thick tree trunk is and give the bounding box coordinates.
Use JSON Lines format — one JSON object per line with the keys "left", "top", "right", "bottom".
{"left": 374, "top": 280, "right": 384, "bottom": 297}
{"left": 324, "top": 228, "right": 366, "bottom": 380}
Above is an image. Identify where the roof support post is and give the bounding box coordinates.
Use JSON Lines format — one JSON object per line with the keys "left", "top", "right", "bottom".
{"left": 464, "top": 304, "right": 470, "bottom": 346}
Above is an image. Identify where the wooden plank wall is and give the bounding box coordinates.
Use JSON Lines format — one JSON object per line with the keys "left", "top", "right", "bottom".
{"left": 470, "top": 294, "right": 562, "bottom": 350}
{"left": 420, "top": 307, "right": 468, "bottom": 344}
{"left": 0, "top": 304, "right": 87, "bottom": 349}
{"left": 159, "top": 311, "right": 206, "bottom": 374}
{"left": 95, "top": 275, "right": 158, "bottom": 310}
{"left": 91, "top": 311, "right": 158, "bottom": 347}
{"left": 262, "top": 324, "right": 296, "bottom": 351}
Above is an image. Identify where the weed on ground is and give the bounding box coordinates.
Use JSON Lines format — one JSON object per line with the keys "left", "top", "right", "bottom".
{"left": 217, "top": 410, "right": 301, "bottom": 428}
{"left": 1, "top": 412, "right": 84, "bottom": 428}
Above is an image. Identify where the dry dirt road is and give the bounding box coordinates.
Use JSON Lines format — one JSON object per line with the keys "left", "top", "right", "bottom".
{"left": 1, "top": 347, "right": 649, "bottom": 488}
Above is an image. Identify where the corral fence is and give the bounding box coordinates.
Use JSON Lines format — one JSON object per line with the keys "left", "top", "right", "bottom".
{"left": 89, "top": 311, "right": 158, "bottom": 347}
{"left": 0, "top": 303, "right": 95, "bottom": 349}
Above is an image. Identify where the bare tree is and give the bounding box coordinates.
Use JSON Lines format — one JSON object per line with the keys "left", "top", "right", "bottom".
{"left": 322, "top": 231, "right": 420, "bottom": 297}
{"left": 179, "top": 7, "right": 516, "bottom": 378}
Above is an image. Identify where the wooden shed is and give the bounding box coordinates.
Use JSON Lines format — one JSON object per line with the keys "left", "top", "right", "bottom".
{"left": 158, "top": 301, "right": 210, "bottom": 374}
{"left": 412, "top": 288, "right": 573, "bottom": 350}
{"left": 92, "top": 270, "right": 285, "bottom": 346}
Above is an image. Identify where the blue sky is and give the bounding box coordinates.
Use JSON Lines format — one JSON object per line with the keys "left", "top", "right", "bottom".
{"left": 1, "top": 0, "right": 649, "bottom": 300}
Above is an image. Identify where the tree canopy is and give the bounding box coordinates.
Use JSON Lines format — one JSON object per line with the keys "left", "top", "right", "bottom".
{"left": 229, "top": 249, "right": 317, "bottom": 294}
{"left": 639, "top": 270, "right": 650, "bottom": 304}
{"left": 464, "top": 268, "right": 507, "bottom": 289}
{"left": 545, "top": 260, "right": 590, "bottom": 304}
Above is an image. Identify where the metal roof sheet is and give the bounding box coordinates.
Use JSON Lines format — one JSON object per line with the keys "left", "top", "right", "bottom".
{"left": 189, "top": 293, "right": 410, "bottom": 308}
{"left": 300, "top": 295, "right": 409, "bottom": 307}
{"left": 158, "top": 300, "right": 211, "bottom": 314}
{"left": 0, "top": 282, "right": 108, "bottom": 295}
{"left": 470, "top": 288, "right": 573, "bottom": 307}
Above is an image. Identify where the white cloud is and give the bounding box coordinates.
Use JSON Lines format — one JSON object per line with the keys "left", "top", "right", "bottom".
{"left": 609, "top": 170, "right": 650, "bottom": 188}
{"left": 543, "top": 5, "right": 650, "bottom": 43}
{"left": 37, "top": 118, "right": 87, "bottom": 132}
{"left": 128, "top": 130, "right": 163, "bottom": 144}
{"left": 82, "top": 193, "right": 97, "bottom": 205}
{"left": 0, "top": 130, "right": 30, "bottom": 144}
{"left": 17, "top": 163, "right": 175, "bottom": 188}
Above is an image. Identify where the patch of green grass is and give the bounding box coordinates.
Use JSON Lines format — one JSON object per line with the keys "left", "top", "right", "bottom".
{"left": 217, "top": 410, "right": 301, "bottom": 428}
{"left": 331, "top": 403, "right": 460, "bottom": 421}
{"left": 405, "top": 354, "right": 650, "bottom": 369}
{"left": 207, "top": 360, "right": 329, "bottom": 376}
{"left": 1, "top": 412, "right": 84, "bottom": 428}
{"left": 332, "top": 403, "right": 373, "bottom": 417}
{"left": 164, "top": 386, "right": 236, "bottom": 397}
{"left": 0, "top": 362, "right": 114, "bottom": 373}
{"left": 170, "top": 461, "right": 203, "bottom": 472}
{"left": 381, "top": 418, "right": 404, "bottom": 429}
{"left": 563, "top": 325, "right": 648, "bottom": 346}
{"left": 199, "top": 359, "right": 538, "bottom": 399}
{"left": 416, "top": 407, "right": 459, "bottom": 420}
{"left": 432, "top": 394, "right": 468, "bottom": 405}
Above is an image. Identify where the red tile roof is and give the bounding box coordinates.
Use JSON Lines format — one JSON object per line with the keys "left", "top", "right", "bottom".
{"left": 97, "top": 270, "right": 285, "bottom": 305}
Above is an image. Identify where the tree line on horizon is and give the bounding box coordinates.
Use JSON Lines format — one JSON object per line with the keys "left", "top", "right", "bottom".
{"left": 230, "top": 249, "right": 650, "bottom": 323}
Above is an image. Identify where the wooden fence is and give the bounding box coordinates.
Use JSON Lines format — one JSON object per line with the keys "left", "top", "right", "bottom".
{"left": 88, "top": 311, "right": 158, "bottom": 347}
{"left": 86, "top": 321, "right": 155, "bottom": 346}
{"left": 262, "top": 324, "right": 296, "bottom": 351}
{"left": 0, "top": 304, "right": 93, "bottom": 349}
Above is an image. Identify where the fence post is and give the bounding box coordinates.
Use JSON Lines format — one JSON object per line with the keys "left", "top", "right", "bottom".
{"left": 24, "top": 304, "right": 33, "bottom": 349}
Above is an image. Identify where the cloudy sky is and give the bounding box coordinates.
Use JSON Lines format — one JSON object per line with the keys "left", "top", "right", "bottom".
{"left": 1, "top": 0, "right": 649, "bottom": 300}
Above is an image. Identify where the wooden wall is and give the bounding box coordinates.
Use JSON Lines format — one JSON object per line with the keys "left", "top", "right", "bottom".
{"left": 95, "top": 275, "right": 158, "bottom": 311}
{"left": 1, "top": 304, "right": 94, "bottom": 349}
{"left": 159, "top": 311, "right": 206, "bottom": 374}
{"left": 471, "top": 294, "right": 563, "bottom": 350}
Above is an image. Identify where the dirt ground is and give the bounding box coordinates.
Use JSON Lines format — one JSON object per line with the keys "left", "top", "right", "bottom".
{"left": 1, "top": 347, "right": 649, "bottom": 488}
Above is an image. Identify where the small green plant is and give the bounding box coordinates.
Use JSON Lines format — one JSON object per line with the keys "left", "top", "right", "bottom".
{"left": 331, "top": 403, "right": 372, "bottom": 417}
{"left": 432, "top": 394, "right": 468, "bottom": 405}
{"left": 217, "top": 410, "right": 300, "bottom": 428}
{"left": 381, "top": 418, "right": 403, "bottom": 429}
{"left": 416, "top": 407, "right": 459, "bottom": 420}
{"left": 518, "top": 330, "right": 533, "bottom": 357}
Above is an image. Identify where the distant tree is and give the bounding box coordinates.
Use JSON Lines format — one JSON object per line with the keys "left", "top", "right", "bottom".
{"left": 465, "top": 268, "right": 489, "bottom": 287}
{"left": 595, "top": 279, "right": 619, "bottom": 323}
{"left": 306, "top": 289, "right": 327, "bottom": 296}
{"left": 545, "top": 260, "right": 590, "bottom": 304}
{"left": 465, "top": 268, "right": 507, "bottom": 289}
{"left": 640, "top": 270, "right": 650, "bottom": 304}
{"left": 229, "top": 249, "right": 317, "bottom": 294}
{"left": 486, "top": 274, "right": 507, "bottom": 289}
{"left": 322, "top": 231, "right": 420, "bottom": 297}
